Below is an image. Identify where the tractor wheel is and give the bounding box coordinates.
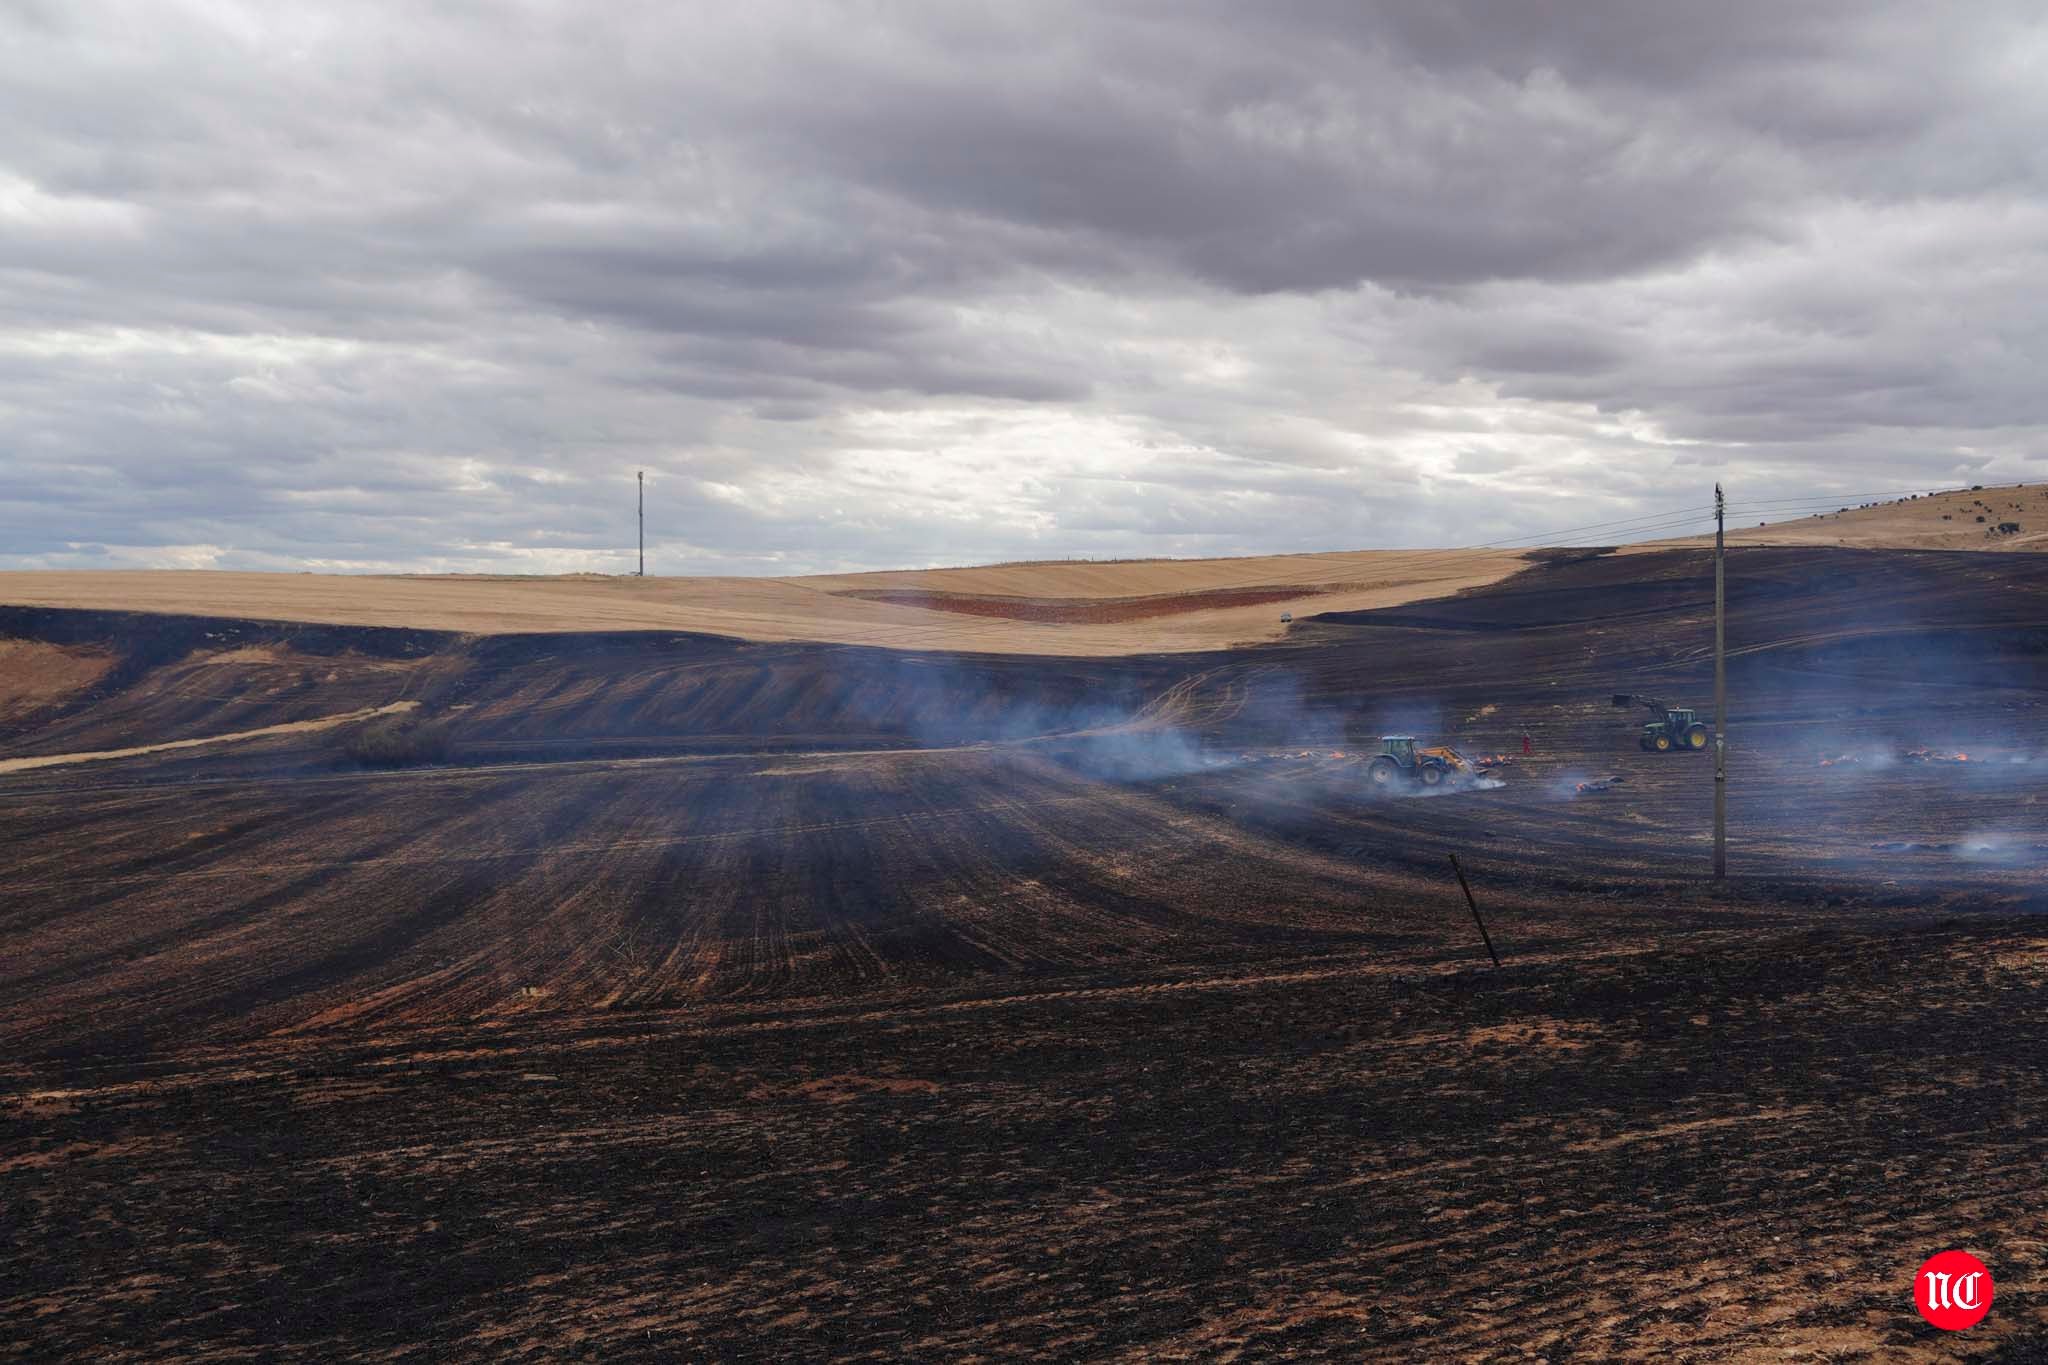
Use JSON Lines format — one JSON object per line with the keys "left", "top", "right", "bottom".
{"left": 1420, "top": 762, "right": 1445, "bottom": 787}
{"left": 1639, "top": 736, "right": 1653, "bottom": 751}
{"left": 1653, "top": 733, "right": 1673, "bottom": 752}
{"left": 1367, "top": 757, "right": 1399, "bottom": 787}
{"left": 1685, "top": 725, "right": 1708, "bottom": 750}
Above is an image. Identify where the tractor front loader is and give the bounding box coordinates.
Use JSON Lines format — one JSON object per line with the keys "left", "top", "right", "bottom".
{"left": 1365, "top": 736, "right": 1484, "bottom": 788}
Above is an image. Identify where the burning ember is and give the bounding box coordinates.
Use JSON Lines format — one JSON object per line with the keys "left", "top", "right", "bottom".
{"left": 1818, "top": 754, "right": 1860, "bottom": 768}
{"left": 1472, "top": 753, "right": 1518, "bottom": 771}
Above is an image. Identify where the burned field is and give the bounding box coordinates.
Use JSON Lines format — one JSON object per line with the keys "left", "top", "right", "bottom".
{"left": 4, "top": 547, "right": 2048, "bottom": 1358}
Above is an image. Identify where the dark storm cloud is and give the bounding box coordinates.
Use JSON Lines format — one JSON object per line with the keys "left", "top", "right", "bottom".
{"left": 725, "top": 3, "right": 1791, "bottom": 294}
{"left": 1, "top": 1, "right": 2044, "bottom": 573}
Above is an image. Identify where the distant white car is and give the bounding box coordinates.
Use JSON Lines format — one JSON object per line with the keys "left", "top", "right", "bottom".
{"left": 1279, "top": 612, "right": 1293, "bottom": 623}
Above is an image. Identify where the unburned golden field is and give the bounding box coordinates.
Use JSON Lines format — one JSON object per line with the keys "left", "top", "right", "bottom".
{"left": 0, "top": 484, "right": 2038, "bottom": 658}
{"left": 0, "top": 548, "right": 1525, "bottom": 655}
{"left": 1647, "top": 483, "right": 2048, "bottom": 554}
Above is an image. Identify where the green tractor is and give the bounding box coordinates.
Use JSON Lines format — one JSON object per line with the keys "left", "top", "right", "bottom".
{"left": 1612, "top": 693, "right": 1709, "bottom": 753}
{"left": 1365, "top": 735, "right": 1477, "bottom": 788}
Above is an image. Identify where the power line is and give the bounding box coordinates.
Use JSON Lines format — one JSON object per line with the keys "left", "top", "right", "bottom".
{"left": 1730, "top": 486, "right": 1965, "bottom": 507}
{"left": 1463, "top": 484, "right": 1975, "bottom": 552}
{"left": 1468, "top": 504, "right": 1717, "bottom": 549}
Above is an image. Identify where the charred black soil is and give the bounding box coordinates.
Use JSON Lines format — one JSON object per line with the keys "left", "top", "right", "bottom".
{"left": 3, "top": 548, "right": 2046, "bottom": 1359}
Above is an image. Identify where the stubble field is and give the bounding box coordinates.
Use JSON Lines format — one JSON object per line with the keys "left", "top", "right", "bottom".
{"left": 3, "top": 545, "right": 2046, "bottom": 1359}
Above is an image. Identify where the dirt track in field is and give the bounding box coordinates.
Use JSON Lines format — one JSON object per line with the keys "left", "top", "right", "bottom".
{"left": 3, "top": 546, "right": 2046, "bottom": 1359}
{"left": 0, "top": 700, "right": 420, "bottom": 775}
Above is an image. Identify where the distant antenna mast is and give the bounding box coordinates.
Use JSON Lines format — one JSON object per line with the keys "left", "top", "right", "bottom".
{"left": 638, "top": 470, "right": 645, "bottom": 577}
{"left": 1713, "top": 482, "right": 1727, "bottom": 880}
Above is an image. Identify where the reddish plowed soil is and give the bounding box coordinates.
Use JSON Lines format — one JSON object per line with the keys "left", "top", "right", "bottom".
{"left": 834, "top": 584, "right": 1323, "bottom": 623}
{"left": 3, "top": 547, "right": 2046, "bottom": 1358}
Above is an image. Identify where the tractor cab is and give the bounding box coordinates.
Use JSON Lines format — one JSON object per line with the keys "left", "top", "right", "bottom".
{"left": 1367, "top": 735, "right": 1464, "bottom": 788}
{"left": 1640, "top": 708, "right": 1708, "bottom": 752}
{"left": 1614, "top": 693, "right": 1710, "bottom": 753}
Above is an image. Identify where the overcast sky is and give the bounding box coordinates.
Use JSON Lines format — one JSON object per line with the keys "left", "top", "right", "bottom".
{"left": 3, "top": 1, "right": 2044, "bottom": 575}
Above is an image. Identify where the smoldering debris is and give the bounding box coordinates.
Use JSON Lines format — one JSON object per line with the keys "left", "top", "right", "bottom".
{"left": 1223, "top": 747, "right": 1511, "bottom": 798}
{"left": 1956, "top": 833, "right": 2039, "bottom": 862}
{"left": 1408, "top": 774, "right": 1507, "bottom": 797}
{"left": 1868, "top": 835, "right": 2048, "bottom": 861}
{"left": 848, "top": 655, "right": 1544, "bottom": 801}
{"left": 1540, "top": 770, "right": 1625, "bottom": 798}
{"left": 1053, "top": 732, "right": 1524, "bottom": 796}
{"left": 1814, "top": 749, "right": 1899, "bottom": 771}
{"left": 1043, "top": 727, "right": 1226, "bottom": 783}
{"left": 1817, "top": 745, "right": 2043, "bottom": 770}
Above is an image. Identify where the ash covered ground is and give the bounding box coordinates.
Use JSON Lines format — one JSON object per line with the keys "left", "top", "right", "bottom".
{"left": 3, "top": 547, "right": 2046, "bottom": 1359}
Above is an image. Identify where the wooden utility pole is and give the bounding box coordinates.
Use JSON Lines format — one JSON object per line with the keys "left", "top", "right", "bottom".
{"left": 638, "top": 470, "right": 645, "bottom": 577}
{"left": 1713, "top": 483, "right": 1727, "bottom": 880}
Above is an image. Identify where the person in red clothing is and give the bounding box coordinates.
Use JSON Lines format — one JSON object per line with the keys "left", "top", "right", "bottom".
{"left": 1521, "top": 730, "right": 1533, "bottom": 756}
